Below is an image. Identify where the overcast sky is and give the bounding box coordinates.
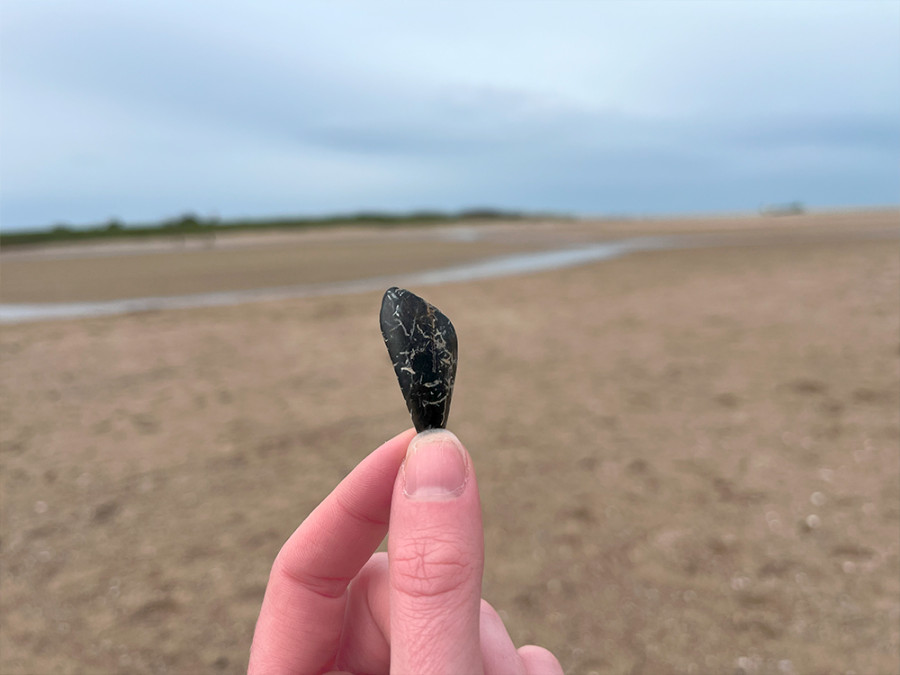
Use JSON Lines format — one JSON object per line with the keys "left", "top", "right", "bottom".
{"left": 1, "top": 1, "right": 898, "bottom": 231}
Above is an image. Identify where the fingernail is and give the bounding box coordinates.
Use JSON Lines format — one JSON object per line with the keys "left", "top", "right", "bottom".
{"left": 403, "top": 430, "right": 468, "bottom": 499}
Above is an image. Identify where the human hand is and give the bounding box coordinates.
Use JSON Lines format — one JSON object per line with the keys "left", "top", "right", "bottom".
{"left": 248, "top": 428, "right": 563, "bottom": 675}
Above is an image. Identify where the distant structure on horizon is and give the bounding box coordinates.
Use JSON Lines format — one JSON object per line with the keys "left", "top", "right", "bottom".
{"left": 760, "top": 201, "right": 806, "bottom": 217}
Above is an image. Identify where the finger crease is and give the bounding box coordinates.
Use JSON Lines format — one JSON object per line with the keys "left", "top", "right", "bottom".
{"left": 277, "top": 562, "right": 352, "bottom": 600}
{"left": 334, "top": 491, "right": 389, "bottom": 528}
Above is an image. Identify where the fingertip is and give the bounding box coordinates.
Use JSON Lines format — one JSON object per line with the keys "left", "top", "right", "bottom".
{"left": 403, "top": 429, "right": 469, "bottom": 499}
{"left": 479, "top": 599, "right": 522, "bottom": 675}
{"left": 518, "top": 645, "right": 564, "bottom": 675}
{"left": 384, "top": 427, "right": 417, "bottom": 456}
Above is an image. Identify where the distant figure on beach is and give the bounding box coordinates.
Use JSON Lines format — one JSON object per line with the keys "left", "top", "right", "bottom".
{"left": 248, "top": 428, "right": 564, "bottom": 674}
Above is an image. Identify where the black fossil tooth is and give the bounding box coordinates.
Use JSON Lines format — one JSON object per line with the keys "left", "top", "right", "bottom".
{"left": 380, "top": 287, "right": 458, "bottom": 433}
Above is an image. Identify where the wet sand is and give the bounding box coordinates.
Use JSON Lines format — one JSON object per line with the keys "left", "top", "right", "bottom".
{"left": 2, "top": 210, "right": 895, "bottom": 305}
{"left": 0, "top": 211, "right": 898, "bottom": 674}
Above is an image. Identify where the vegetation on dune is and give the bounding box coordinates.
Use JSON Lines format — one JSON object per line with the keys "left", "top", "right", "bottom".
{"left": 0, "top": 208, "right": 545, "bottom": 248}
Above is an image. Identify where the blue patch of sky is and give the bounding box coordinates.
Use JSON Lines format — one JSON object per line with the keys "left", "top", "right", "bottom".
{"left": 0, "top": 0, "right": 897, "bottom": 231}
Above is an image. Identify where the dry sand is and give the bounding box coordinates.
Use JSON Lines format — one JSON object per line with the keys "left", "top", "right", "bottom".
{"left": 1, "top": 211, "right": 898, "bottom": 674}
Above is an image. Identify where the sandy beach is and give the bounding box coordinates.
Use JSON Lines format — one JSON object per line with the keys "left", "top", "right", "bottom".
{"left": 1, "top": 211, "right": 898, "bottom": 674}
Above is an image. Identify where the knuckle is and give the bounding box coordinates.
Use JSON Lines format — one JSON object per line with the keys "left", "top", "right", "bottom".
{"left": 349, "top": 552, "right": 387, "bottom": 593}
{"left": 391, "top": 532, "right": 475, "bottom": 599}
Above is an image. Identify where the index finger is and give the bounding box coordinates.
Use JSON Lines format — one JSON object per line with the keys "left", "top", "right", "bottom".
{"left": 249, "top": 428, "right": 416, "bottom": 675}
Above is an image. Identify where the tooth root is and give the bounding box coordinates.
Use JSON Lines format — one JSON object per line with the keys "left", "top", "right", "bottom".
{"left": 380, "top": 287, "right": 458, "bottom": 432}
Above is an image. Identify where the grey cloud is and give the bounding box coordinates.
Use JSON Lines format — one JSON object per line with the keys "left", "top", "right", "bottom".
{"left": 1, "top": 1, "right": 898, "bottom": 230}
{"left": 728, "top": 113, "right": 900, "bottom": 152}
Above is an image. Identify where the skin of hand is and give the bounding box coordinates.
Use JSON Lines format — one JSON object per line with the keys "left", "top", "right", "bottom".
{"left": 248, "top": 428, "right": 564, "bottom": 675}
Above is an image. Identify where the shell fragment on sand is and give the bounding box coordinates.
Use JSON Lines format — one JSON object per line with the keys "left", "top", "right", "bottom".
{"left": 380, "top": 287, "right": 458, "bottom": 432}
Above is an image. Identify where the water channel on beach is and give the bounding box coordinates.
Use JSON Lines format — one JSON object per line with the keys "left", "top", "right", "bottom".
{"left": 1, "top": 229, "right": 895, "bottom": 323}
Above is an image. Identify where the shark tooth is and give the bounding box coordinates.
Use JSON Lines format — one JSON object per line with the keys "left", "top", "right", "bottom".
{"left": 380, "top": 287, "right": 458, "bottom": 432}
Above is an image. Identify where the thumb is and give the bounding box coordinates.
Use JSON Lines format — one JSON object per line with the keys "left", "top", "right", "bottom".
{"left": 389, "top": 429, "right": 484, "bottom": 675}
